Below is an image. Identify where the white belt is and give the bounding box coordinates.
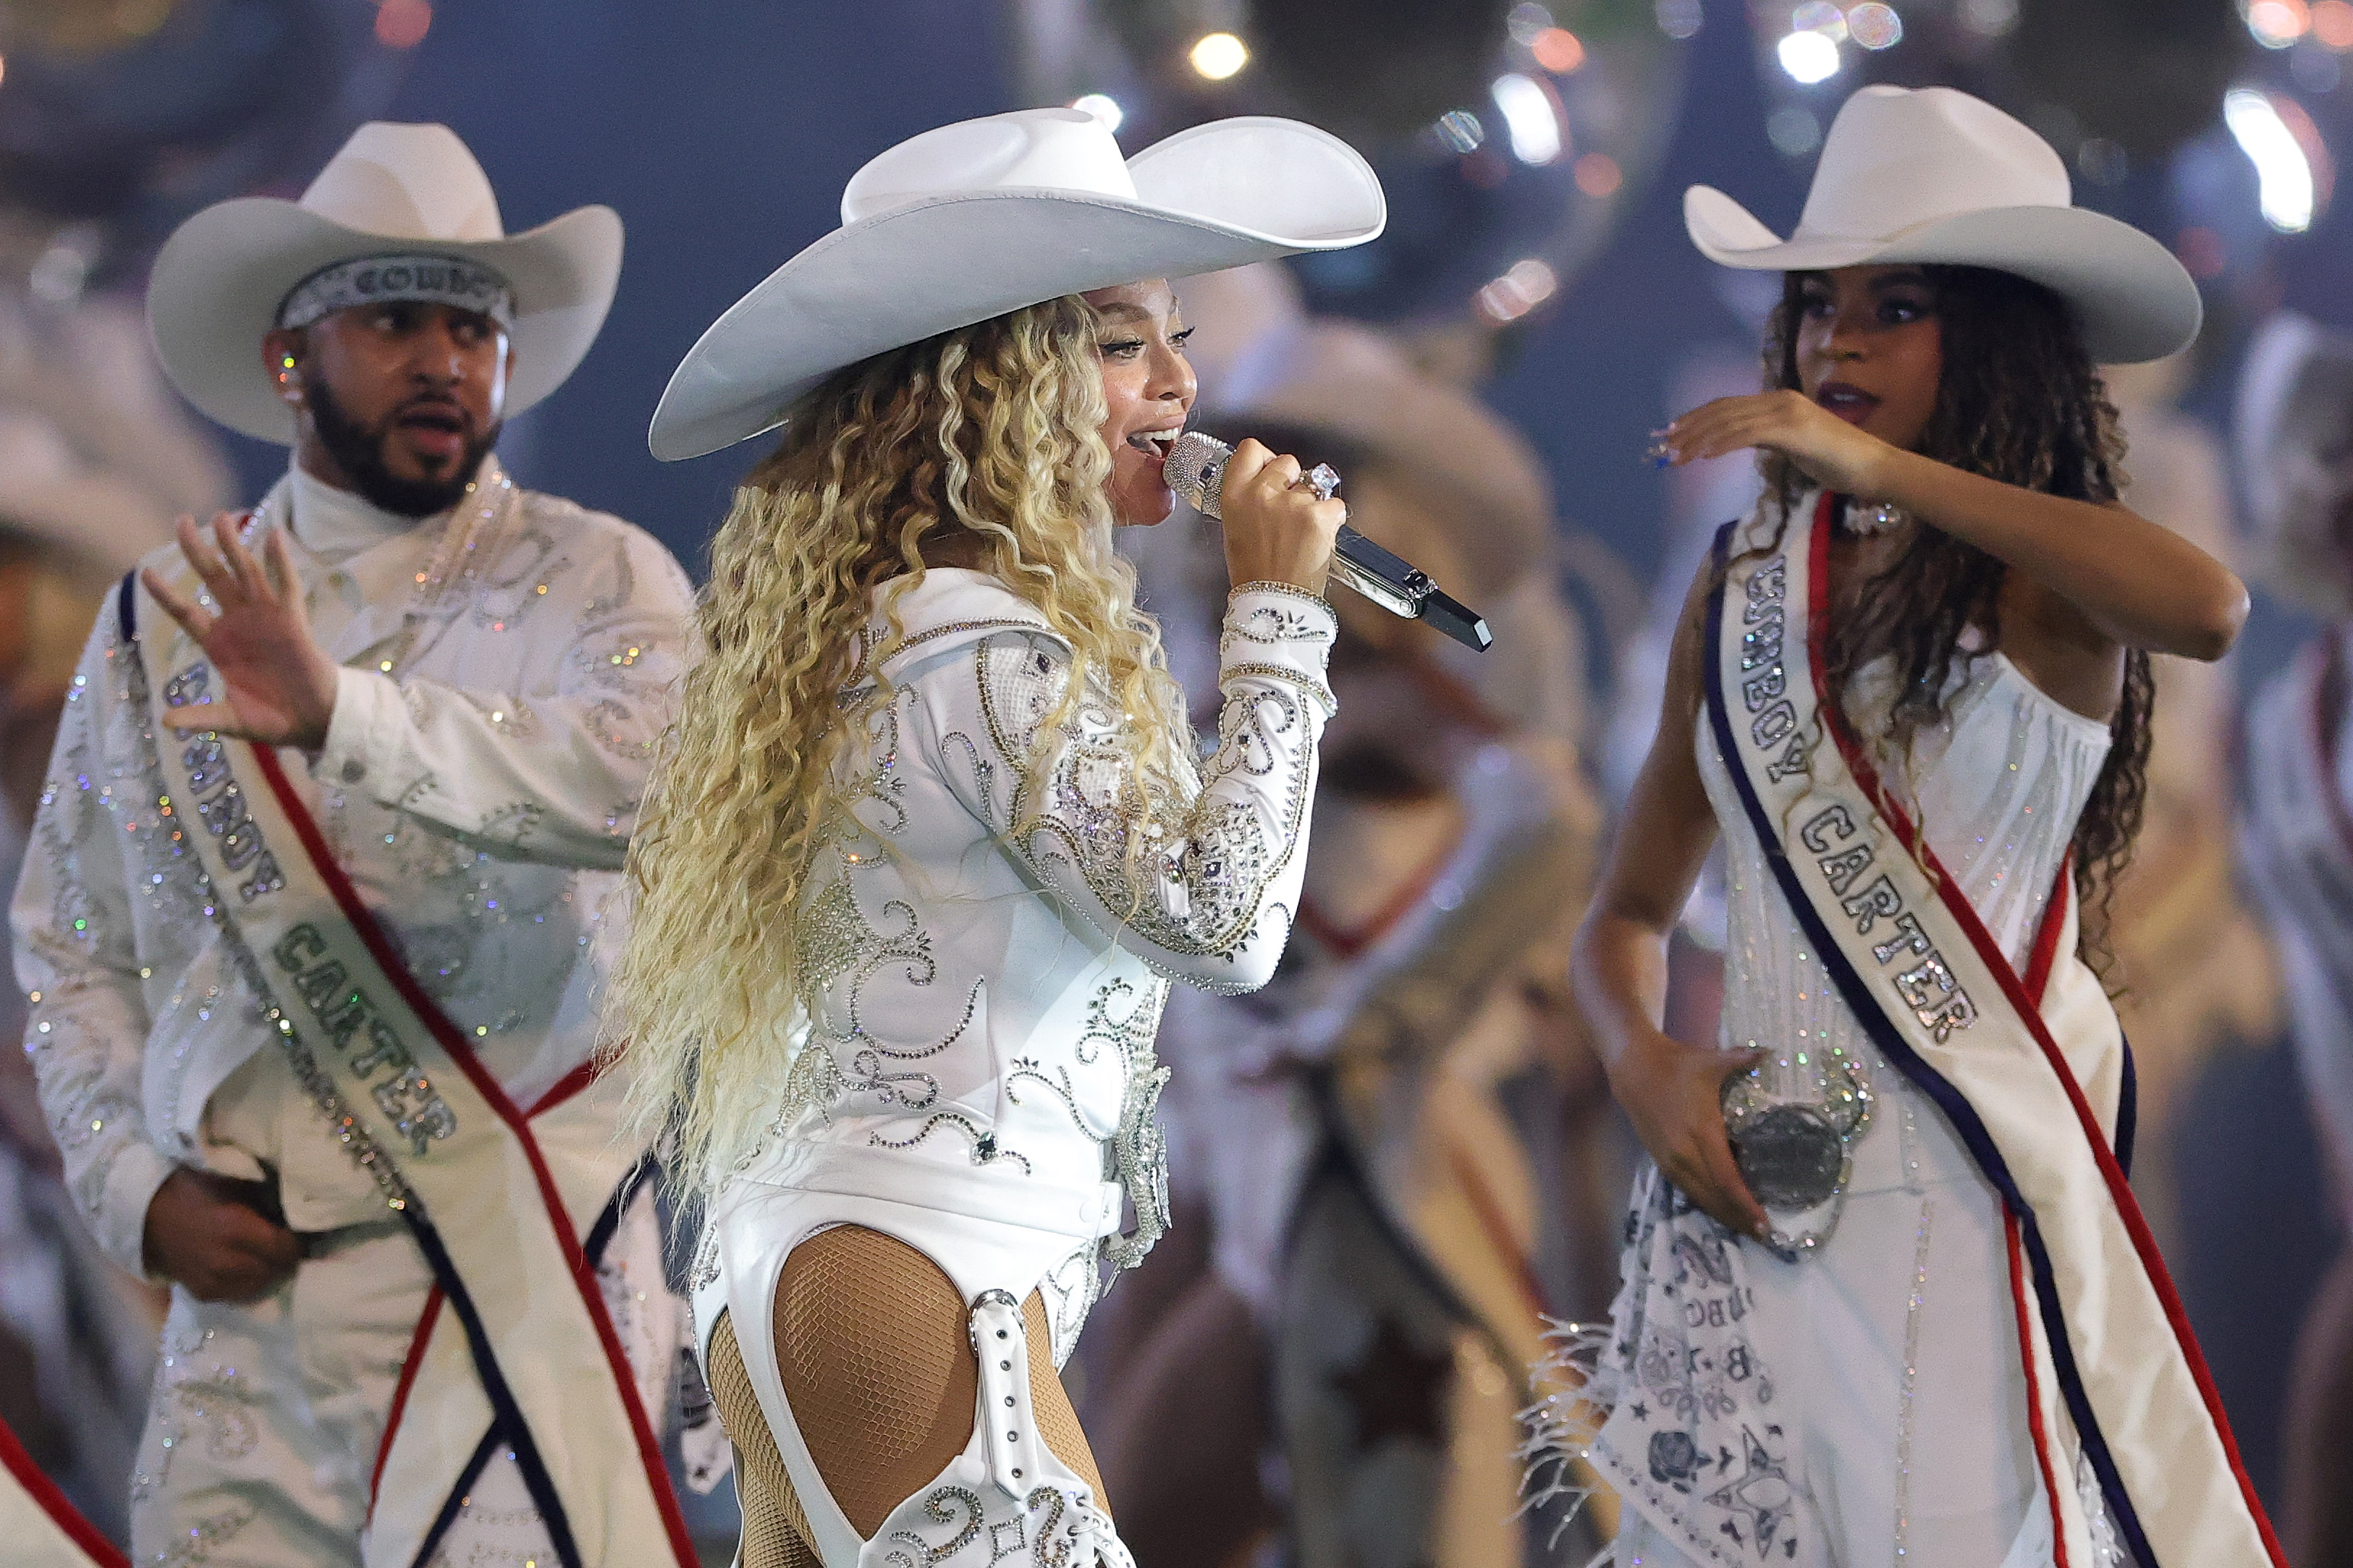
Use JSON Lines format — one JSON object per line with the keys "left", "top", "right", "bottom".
{"left": 748, "top": 1139, "right": 1125, "bottom": 1241}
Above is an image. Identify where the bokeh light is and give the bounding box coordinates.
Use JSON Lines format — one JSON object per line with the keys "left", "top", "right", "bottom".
{"left": 1433, "top": 109, "right": 1486, "bottom": 153}
{"left": 1071, "top": 93, "right": 1123, "bottom": 132}
{"left": 1532, "top": 28, "right": 1586, "bottom": 72}
{"left": 1778, "top": 29, "right": 1841, "bottom": 84}
{"left": 1791, "top": 2, "right": 1849, "bottom": 43}
{"left": 1656, "top": 0, "right": 1704, "bottom": 38}
{"left": 2225, "top": 87, "right": 2316, "bottom": 229}
{"left": 374, "top": 0, "right": 431, "bottom": 50}
{"left": 2077, "top": 137, "right": 2129, "bottom": 185}
{"left": 1846, "top": 3, "right": 1904, "bottom": 49}
{"left": 1573, "top": 152, "right": 1623, "bottom": 196}
{"left": 1767, "top": 105, "right": 1822, "bottom": 155}
{"left": 1492, "top": 72, "right": 1564, "bottom": 165}
{"left": 2247, "top": 0, "right": 2312, "bottom": 46}
{"left": 1475, "top": 257, "right": 1559, "bottom": 323}
{"left": 2315, "top": 0, "right": 2353, "bottom": 46}
{"left": 1507, "top": 3, "right": 1558, "bottom": 46}
{"left": 1188, "top": 31, "right": 1249, "bottom": 80}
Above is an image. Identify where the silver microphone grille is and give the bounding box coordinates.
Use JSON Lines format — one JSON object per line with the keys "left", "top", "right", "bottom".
{"left": 1166, "top": 431, "right": 1232, "bottom": 520}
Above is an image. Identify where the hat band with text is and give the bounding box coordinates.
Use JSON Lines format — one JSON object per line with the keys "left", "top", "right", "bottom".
{"left": 277, "top": 253, "right": 516, "bottom": 331}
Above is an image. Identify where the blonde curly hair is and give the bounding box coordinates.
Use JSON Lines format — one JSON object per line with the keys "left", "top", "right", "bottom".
{"left": 608, "top": 293, "right": 1198, "bottom": 1187}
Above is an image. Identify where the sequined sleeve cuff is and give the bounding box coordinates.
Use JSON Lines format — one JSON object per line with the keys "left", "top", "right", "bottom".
{"left": 313, "top": 666, "right": 406, "bottom": 792}
{"left": 1220, "top": 584, "right": 1339, "bottom": 717}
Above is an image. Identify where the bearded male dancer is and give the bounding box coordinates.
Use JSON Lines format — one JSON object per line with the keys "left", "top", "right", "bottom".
{"left": 11, "top": 122, "right": 698, "bottom": 1567}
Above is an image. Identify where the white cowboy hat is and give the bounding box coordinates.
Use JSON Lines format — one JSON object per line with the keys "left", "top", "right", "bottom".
{"left": 649, "top": 107, "right": 1386, "bottom": 462}
{"left": 2236, "top": 310, "right": 2353, "bottom": 616}
{"left": 148, "top": 121, "right": 622, "bottom": 443}
{"left": 1685, "top": 85, "right": 2200, "bottom": 365}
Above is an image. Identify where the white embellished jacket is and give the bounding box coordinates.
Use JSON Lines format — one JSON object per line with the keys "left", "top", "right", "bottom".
{"left": 10, "top": 459, "right": 694, "bottom": 1271}
{"left": 760, "top": 567, "right": 1335, "bottom": 1246}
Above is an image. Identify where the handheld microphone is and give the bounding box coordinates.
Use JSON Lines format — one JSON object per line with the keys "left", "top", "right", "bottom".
{"left": 1165, "top": 432, "right": 1494, "bottom": 653}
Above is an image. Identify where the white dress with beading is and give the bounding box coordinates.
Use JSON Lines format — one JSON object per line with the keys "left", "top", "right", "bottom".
{"left": 1611, "top": 650, "right": 2113, "bottom": 1568}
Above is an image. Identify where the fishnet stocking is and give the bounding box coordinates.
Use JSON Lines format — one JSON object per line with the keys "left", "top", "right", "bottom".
{"left": 762, "top": 1224, "right": 1110, "bottom": 1539}
{"left": 709, "top": 1313, "right": 820, "bottom": 1568}
{"left": 772, "top": 1224, "right": 974, "bottom": 1534}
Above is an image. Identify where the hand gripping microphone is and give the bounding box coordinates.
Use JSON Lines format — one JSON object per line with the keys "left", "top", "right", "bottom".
{"left": 1165, "top": 431, "right": 1494, "bottom": 652}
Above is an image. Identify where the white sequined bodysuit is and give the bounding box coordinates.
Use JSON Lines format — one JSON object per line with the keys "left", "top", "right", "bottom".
{"left": 693, "top": 567, "right": 1336, "bottom": 1568}
{"left": 1615, "top": 648, "right": 2113, "bottom": 1568}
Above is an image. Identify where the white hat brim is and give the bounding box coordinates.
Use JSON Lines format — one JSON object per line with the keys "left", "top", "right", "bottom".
{"left": 148, "top": 198, "right": 622, "bottom": 443}
{"left": 1684, "top": 185, "right": 2202, "bottom": 365}
{"left": 0, "top": 472, "right": 178, "bottom": 575}
{"left": 649, "top": 117, "right": 1385, "bottom": 462}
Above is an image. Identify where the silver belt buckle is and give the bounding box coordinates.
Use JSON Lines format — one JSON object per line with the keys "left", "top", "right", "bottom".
{"left": 1720, "top": 1053, "right": 1872, "bottom": 1260}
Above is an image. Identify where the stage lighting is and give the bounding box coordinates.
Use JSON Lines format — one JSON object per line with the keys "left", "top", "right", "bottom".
{"left": 1474, "top": 257, "right": 1558, "bottom": 323}
{"left": 1847, "top": 4, "right": 1903, "bottom": 48}
{"left": 1432, "top": 109, "right": 1487, "bottom": 153}
{"left": 1657, "top": 0, "right": 1704, "bottom": 39}
{"left": 1188, "top": 32, "right": 1249, "bottom": 80}
{"left": 2247, "top": 0, "right": 2312, "bottom": 46}
{"left": 1492, "top": 72, "right": 1563, "bottom": 164}
{"left": 2225, "top": 88, "right": 2316, "bottom": 232}
{"left": 1072, "top": 93, "right": 1124, "bottom": 131}
{"left": 1532, "top": 28, "right": 1584, "bottom": 72}
{"left": 1791, "top": 2, "right": 1849, "bottom": 41}
{"left": 374, "top": 0, "right": 431, "bottom": 49}
{"left": 1777, "top": 29, "right": 1841, "bottom": 84}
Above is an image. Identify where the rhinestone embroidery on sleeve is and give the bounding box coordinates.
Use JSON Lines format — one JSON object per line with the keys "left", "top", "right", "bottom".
{"left": 964, "top": 633, "right": 1318, "bottom": 981}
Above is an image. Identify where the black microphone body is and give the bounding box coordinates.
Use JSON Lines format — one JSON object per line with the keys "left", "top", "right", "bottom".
{"left": 1165, "top": 431, "right": 1494, "bottom": 652}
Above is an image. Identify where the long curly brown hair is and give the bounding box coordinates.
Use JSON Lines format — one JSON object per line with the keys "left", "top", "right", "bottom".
{"left": 1757, "top": 264, "right": 2152, "bottom": 965}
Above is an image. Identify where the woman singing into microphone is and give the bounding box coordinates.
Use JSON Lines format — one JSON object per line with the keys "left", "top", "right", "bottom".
{"left": 607, "top": 110, "right": 1381, "bottom": 1568}
{"left": 1550, "top": 88, "right": 2281, "bottom": 1566}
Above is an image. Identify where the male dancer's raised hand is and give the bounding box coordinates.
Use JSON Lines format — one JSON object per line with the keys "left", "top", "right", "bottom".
{"left": 143, "top": 511, "right": 341, "bottom": 750}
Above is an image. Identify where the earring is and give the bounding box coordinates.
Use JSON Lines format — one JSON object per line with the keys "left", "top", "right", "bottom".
{"left": 1843, "top": 499, "right": 1905, "bottom": 535}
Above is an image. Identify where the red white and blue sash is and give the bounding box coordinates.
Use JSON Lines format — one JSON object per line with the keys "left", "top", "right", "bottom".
{"left": 1702, "top": 494, "right": 2279, "bottom": 1567}
{"left": 120, "top": 554, "right": 694, "bottom": 1568}
{"left": 0, "top": 1413, "right": 124, "bottom": 1567}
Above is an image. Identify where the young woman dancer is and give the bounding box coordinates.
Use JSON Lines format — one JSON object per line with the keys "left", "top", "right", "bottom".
{"left": 1555, "top": 87, "right": 2284, "bottom": 1566}
{"left": 607, "top": 109, "right": 1382, "bottom": 1568}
